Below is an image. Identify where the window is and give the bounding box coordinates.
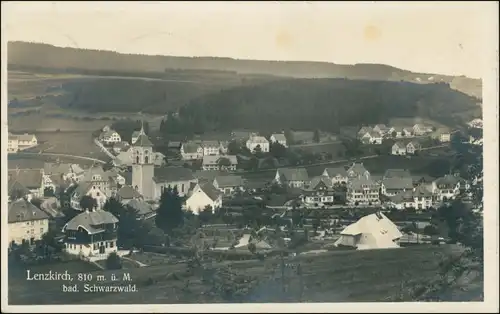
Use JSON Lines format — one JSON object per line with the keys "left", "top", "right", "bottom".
{"left": 136, "top": 156, "right": 140, "bottom": 164}
{"left": 40, "top": 228, "right": 43, "bottom": 234}
{"left": 31, "top": 221, "right": 34, "bottom": 226}
{"left": 96, "top": 192, "right": 100, "bottom": 197}
{"left": 110, "top": 241, "right": 114, "bottom": 248}
{"left": 93, "top": 243, "right": 98, "bottom": 250}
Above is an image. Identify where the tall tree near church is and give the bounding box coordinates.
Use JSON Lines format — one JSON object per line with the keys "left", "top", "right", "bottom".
{"left": 155, "top": 186, "right": 184, "bottom": 233}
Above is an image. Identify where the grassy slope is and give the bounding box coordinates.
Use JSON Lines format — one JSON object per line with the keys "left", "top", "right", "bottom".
{"left": 8, "top": 245, "right": 479, "bottom": 304}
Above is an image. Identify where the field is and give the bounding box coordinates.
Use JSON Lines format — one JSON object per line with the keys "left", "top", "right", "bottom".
{"left": 17, "top": 131, "right": 110, "bottom": 161}
{"left": 8, "top": 245, "right": 481, "bottom": 304}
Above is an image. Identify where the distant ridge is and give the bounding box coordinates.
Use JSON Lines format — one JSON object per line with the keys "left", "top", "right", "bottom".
{"left": 7, "top": 41, "right": 481, "bottom": 99}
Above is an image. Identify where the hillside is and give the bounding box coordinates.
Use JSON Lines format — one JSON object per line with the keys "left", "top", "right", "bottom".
{"left": 172, "top": 78, "right": 479, "bottom": 133}
{"left": 8, "top": 41, "right": 482, "bottom": 99}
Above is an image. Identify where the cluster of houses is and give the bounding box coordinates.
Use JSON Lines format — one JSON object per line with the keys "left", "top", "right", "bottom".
{"left": 357, "top": 123, "right": 451, "bottom": 144}
{"left": 7, "top": 132, "right": 38, "bottom": 153}
{"left": 273, "top": 163, "right": 469, "bottom": 211}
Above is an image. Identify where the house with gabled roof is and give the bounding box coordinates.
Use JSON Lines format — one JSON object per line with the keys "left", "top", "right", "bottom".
{"left": 373, "top": 124, "right": 391, "bottom": 135}
{"left": 180, "top": 142, "right": 204, "bottom": 160}
{"left": 334, "top": 212, "right": 402, "bottom": 250}
{"left": 346, "top": 177, "right": 380, "bottom": 205}
{"left": 246, "top": 134, "right": 270, "bottom": 153}
{"left": 70, "top": 182, "right": 108, "bottom": 211}
{"left": 391, "top": 141, "right": 407, "bottom": 155}
{"left": 432, "top": 174, "right": 466, "bottom": 201}
{"left": 360, "top": 130, "right": 383, "bottom": 144}
{"left": 346, "top": 162, "right": 370, "bottom": 179}
{"left": 270, "top": 133, "right": 288, "bottom": 147}
{"left": 8, "top": 169, "right": 45, "bottom": 199}
{"left": 8, "top": 199, "right": 50, "bottom": 246}
{"left": 413, "top": 123, "right": 434, "bottom": 136}
{"left": 274, "top": 167, "right": 310, "bottom": 188}
{"left": 62, "top": 208, "right": 119, "bottom": 259}
{"left": 213, "top": 175, "right": 245, "bottom": 195}
{"left": 380, "top": 176, "right": 414, "bottom": 196}
{"left": 387, "top": 184, "right": 434, "bottom": 210}
{"left": 406, "top": 140, "right": 422, "bottom": 155}
{"left": 126, "top": 199, "right": 157, "bottom": 220}
{"left": 202, "top": 155, "right": 238, "bottom": 171}
{"left": 302, "top": 175, "right": 336, "bottom": 206}
{"left": 98, "top": 129, "right": 121, "bottom": 144}
{"left": 153, "top": 167, "right": 198, "bottom": 198}
{"left": 322, "top": 167, "right": 349, "bottom": 185}
{"left": 185, "top": 182, "right": 222, "bottom": 214}
{"left": 115, "top": 185, "right": 143, "bottom": 204}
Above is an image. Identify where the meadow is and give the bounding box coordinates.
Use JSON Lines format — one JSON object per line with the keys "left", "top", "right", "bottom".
{"left": 8, "top": 244, "right": 479, "bottom": 304}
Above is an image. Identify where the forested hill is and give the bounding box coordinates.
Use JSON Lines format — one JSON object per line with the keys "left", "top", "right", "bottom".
{"left": 175, "top": 79, "right": 479, "bottom": 133}
{"left": 8, "top": 41, "right": 481, "bottom": 99}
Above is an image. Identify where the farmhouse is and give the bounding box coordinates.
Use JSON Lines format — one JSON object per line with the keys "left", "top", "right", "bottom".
{"left": 334, "top": 212, "right": 402, "bottom": 250}
{"left": 346, "top": 177, "right": 380, "bottom": 205}
{"left": 8, "top": 199, "right": 50, "bottom": 246}
{"left": 346, "top": 163, "right": 370, "bottom": 179}
{"left": 8, "top": 169, "right": 45, "bottom": 200}
{"left": 213, "top": 175, "right": 245, "bottom": 195}
{"left": 270, "top": 133, "right": 288, "bottom": 147}
{"left": 373, "top": 124, "right": 391, "bottom": 135}
{"left": 302, "top": 176, "right": 335, "bottom": 206}
{"left": 322, "top": 167, "right": 349, "bottom": 185}
{"left": 70, "top": 182, "right": 108, "bottom": 211}
{"left": 391, "top": 142, "right": 407, "bottom": 155}
{"left": 274, "top": 167, "right": 310, "bottom": 188}
{"left": 388, "top": 184, "right": 434, "bottom": 210}
{"left": 99, "top": 129, "right": 121, "bottom": 144}
{"left": 125, "top": 199, "right": 157, "bottom": 220}
{"left": 185, "top": 182, "right": 222, "bottom": 214}
{"left": 406, "top": 141, "right": 422, "bottom": 155}
{"left": 246, "top": 134, "right": 270, "bottom": 153}
{"left": 202, "top": 155, "right": 238, "bottom": 171}
{"left": 62, "top": 209, "right": 119, "bottom": 259}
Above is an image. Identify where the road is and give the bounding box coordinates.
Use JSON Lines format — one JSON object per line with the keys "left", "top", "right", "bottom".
{"left": 15, "top": 152, "right": 107, "bottom": 164}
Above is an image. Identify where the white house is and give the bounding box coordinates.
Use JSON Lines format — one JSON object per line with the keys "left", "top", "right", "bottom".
{"left": 213, "top": 175, "right": 245, "bottom": 195}
{"left": 202, "top": 155, "right": 238, "bottom": 171}
{"left": 406, "top": 141, "right": 422, "bottom": 155}
{"left": 388, "top": 184, "right": 434, "bottom": 210}
{"left": 302, "top": 176, "right": 336, "bottom": 206}
{"left": 346, "top": 177, "right": 380, "bottom": 205}
{"left": 334, "top": 212, "right": 402, "bottom": 250}
{"left": 246, "top": 134, "right": 270, "bottom": 153}
{"left": 467, "top": 119, "right": 483, "bottom": 129}
{"left": 432, "top": 174, "right": 464, "bottom": 202}
{"left": 270, "top": 133, "right": 288, "bottom": 147}
{"left": 439, "top": 132, "right": 451, "bottom": 143}
{"left": 8, "top": 133, "right": 19, "bottom": 153}
{"left": 62, "top": 209, "right": 119, "bottom": 259}
{"left": 99, "top": 129, "right": 121, "bottom": 144}
{"left": 8, "top": 199, "right": 50, "bottom": 246}
{"left": 201, "top": 141, "right": 225, "bottom": 156}
{"left": 373, "top": 124, "right": 391, "bottom": 136}
{"left": 274, "top": 167, "right": 310, "bottom": 188}
{"left": 391, "top": 142, "right": 407, "bottom": 155}
{"left": 322, "top": 167, "right": 349, "bottom": 185}
{"left": 413, "top": 124, "right": 434, "bottom": 136}
{"left": 360, "top": 131, "right": 383, "bottom": 144}
{"left": 346, "top": 163, "right": 370, "bottom": 179}
{"left": 180, "top": 142, "right": 204, "bottom": 160}
{"left": 185, "top": 182, "right": 222, "bottom": 214}
{"left": 70, "top": 182, "right": 108, "bottom": 211}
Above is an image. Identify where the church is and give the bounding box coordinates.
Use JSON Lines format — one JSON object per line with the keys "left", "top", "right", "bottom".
{"left": 131, "top": 127, "right": 198, "bottom": 200}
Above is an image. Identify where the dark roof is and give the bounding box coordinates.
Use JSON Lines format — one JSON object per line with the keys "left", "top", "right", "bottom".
{"left": 324, "top": 167, "right": 348, "bottom": 177}
{"left": 64, "top": 210, "right": 118, "bottom": 234}
{"left": 43, "top": 162, "right": 71, "bottom": 175}
{"left": 8, "top": 199, "right": 50, "bottom": 223}
{"left": 214, "top": 175, "right": 245, "bottom": 188}
{"left": 307, "top": 175, "right": 334, "bottom": 190}
{"left": 277, "top": 167, "right": 309, "bottom": 182}
{"left": 434, "top": 174, "right": 462, "bottom": 187}
{"left": 134, "top": 133, "right": 153, "bottom": 147}
{"left": 198, "top": 182, "right": 221, "bottom": 201}
{"left": 194, "top": 170, "right": 226, "bottom": 182}
{"left": 383, "top": 169, "right": 412, "bottom": 179}
{"left": 382, "top": 177, "right": 414, "bottom": 190}
{"left": 347, "top": 163, "right": 369, "bottom": 177}
{"left": 8, "top": 179, "right": 31, "bottom": 197}
{"left": 126, "top": 199, "right": 155, "bottom": 216}
{"left": 116, "top": 185, "right": 142, "bottom": 199}
{"left": 8, "top": 169, "right": 43, "bottom": 189}
{"left": 154, "top": 167, "right": 195, "bottom": 183}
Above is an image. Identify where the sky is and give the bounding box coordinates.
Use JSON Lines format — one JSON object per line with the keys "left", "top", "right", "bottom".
{"left": 3, "top": 1, "right": 497, "bottom": 79}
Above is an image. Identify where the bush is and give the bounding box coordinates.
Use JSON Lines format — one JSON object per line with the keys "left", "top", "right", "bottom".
{"left": 106, "top": 252, "right": 123, "bottom": 270}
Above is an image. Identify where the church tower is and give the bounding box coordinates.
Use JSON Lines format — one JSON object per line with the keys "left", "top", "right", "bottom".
{"left": 131, "top": 123, "right": 155, "bottom": 200}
